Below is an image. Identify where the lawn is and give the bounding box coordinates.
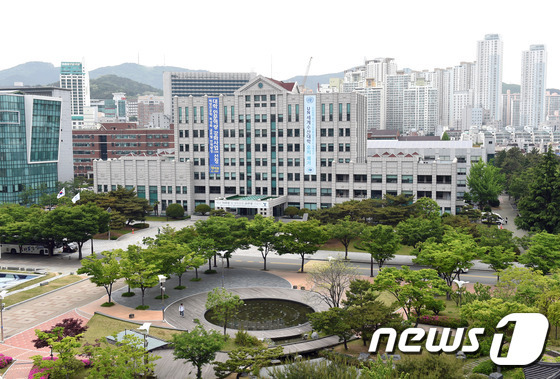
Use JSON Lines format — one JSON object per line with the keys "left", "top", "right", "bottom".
{"left": 82, "top": 314, "right": 182, "bottom": 346}
{"left": 5, "top": 275, "right": 84, "bottom": 307}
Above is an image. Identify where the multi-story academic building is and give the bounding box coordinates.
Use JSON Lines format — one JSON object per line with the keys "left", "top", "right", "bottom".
{"left": 0, "top": 88, "right": 73, "bottom": 204}
{"left": 93, "top": 76, "right": 491, "bottom": 216}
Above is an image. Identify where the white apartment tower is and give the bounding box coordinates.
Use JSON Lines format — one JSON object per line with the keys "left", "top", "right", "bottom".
{"left": 403, "top": 84, "right": 439, "bottom": 135}
{"left": 365, "top": 58, "right": 397, "bottom": 85}
{"left": 386, "top": 74, "right": 412, "bottom": 131}
{"left": 59, "top": 62, "right": 90, "bottom": 129}
{"left": 520, "top": 45, "right": 547, "bottom": 128}
{"left": 475, "top": 34, "right": 503, "bottom": 124}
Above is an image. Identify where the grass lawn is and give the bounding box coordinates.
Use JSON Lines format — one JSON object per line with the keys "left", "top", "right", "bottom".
{"left": 82, "top": 314, "right": 182, "bottom": 346}
{"left": 5, "top": 275, "right": 83, "bottom": 307}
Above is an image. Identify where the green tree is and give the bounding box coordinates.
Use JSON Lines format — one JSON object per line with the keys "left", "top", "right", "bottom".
{"left": 326, "top": 216, "right": 365, "bottom": 260}
{"left": 165, "top": 203, "right": 185, "bottom": 219}
{"left": 247, "top": 215, "right": 280, "bottom": 271}
{"left": 493, "top": 266, "right": 551, "bottom": 307}
{"left": 172, "top": 321, "right": 225, "bottom": 379}
{"left": 119, "top": 245, "right": 160, "bottom": 308}
{"left": 274, "top": 220, "right": 329, "bottom": 273}
{"left": 77, "top": 250, "right": 121, "bottom": 303}
{"left": 195, "top": 215, "right": 248, "bottom": 268}
{"left": 461, "top": 298, "right": 538, "bottom": 333}
{"left": 396, "top": 216, "right": 444, "bottom": 247}
{"left": 479, "top": 246, "right": 516, "bottom": 281}
{"left": 61, "top": 203, "right": 110, "bottom": 259}
{"left": 519, "top": 231, "right": 560, "bottom": 274}
{"left": 85, "top": 332, "right": 160, "bottom": 378}
{"left": 373, "top": 266, "right": 447, "bottom": 324}
{"left": 361, "top": 224, "right": 401, "bottom": 275}
{"left": 516, "top": 146, "right": 560, "bottom": 233}
{"left": 441, "top": 131, "right": 450, "bottom": 141}
{"left": 307, "top": 258, "right": 358, "bottom": 308}
{"left": 213, "top": 346, "right": 284, "bottom": 378}
{"left": 97, "top": 186, "right": 151, "bottom": 225}
{"left": 394, "top": 353, "right": 464, "bottom": 379}
{"left": 31, "top": 331, "right": 83, "bottom": 379}
{"left": 195, "top": 203, "right": 211, "bottom": 215}
{"left": 205, "top": 287, "right": 244, "bottom": 335}
{"left": 284, "top": 206, "right": 300, "bottom": 218}
{"left": 466, "top": 159, "right": 505, "bottom": 208}
{"left": 413, "top": 197, "right": 441, "bottom": 219}
{"left": 308, "top": 307, "right": 354, "bottom": 350}
{"left": 548, "top": 302, "right": 560, "bottom": 339}
{"left": 413, "top": 228, "right": 482, "bottom": 298}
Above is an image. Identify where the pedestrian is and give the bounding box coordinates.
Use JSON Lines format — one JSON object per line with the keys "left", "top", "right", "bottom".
{"left": 179, "top": 303, "right": 184, "bottom": 317}
{"left": 505, "top": 217, "right": 508, "bottom": 224}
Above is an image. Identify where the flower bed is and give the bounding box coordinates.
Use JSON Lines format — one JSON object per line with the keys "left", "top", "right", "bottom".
{"left": 0, "top": 353, "right": 13, "bottom": 368}
{"left": 416, "top": 315, "right": 468, "bottom": 328}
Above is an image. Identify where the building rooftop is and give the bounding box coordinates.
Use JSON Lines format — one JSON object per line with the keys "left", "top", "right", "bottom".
{"left": 367, "top": 140, "right": 474, "bottom": 149}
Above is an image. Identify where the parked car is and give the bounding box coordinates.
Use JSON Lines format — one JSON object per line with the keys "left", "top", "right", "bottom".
{"left": 62, "top": 242, "right": 78, "bottom": 253}
{"left": 482, "top": 212, "right": 506, "bottom": 225}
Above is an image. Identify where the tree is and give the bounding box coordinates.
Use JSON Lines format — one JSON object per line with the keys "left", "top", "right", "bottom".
{"left": 308, "top": 307, "right": 354, "bottom": 350}
{"left": 165, "top": 203, "right": 185, "bottom": 219}
{"left": 343, "top": 280, "right": 402, "bottom": 346}
{"left": 413, "top": 197, "right": 441, "bottom": 219}
{"left": 394, "top": 353, "right": 464, "bottom": 379}
{"left": 466, "top": 159, "right": 505, "bottom": 208}
{"left": 195, "top": 215, "right": 248, "bottom": 268}
{"left": 284, "top": 206, "right": 299, "bottom": 218}
{"left": 213, "top": 346, "right": 284, "bottom": 379}
{"left": 205, "top": 287, "right": 244, "bottom": 335}
{"left": 479, "top": 246, "right": 516, "bottom": 281}
{"left": 326, "top": 216, "right": 365, "bottom": 260}
{"left": 413, "top": 228, "right": 482, "bottom": 298}
{"left": 85, "top": 332, "right": 160, "bottom": 378}
{"left": 32, "top": 319, "right": 88, "bottom": 350}
{"left": 306, "top": 258, "right": 358, "bottom": 308}
{"left": 31, "top": 332, "right": 84, "bottom": 379}
{"left": 396, "top": 216, "right": 444, "bottom": 247}
{"left": 516, "top": 146, "right": 560, "bottom": 233}
{"left": 195, "top": 203, "right": 211, "bottom": 215}
{"left": 172, "top": 321, "right": 225, "bottom": 379}
{"left": 96, "top": 186, "right": 151, "bottom": 225}
{"left": 548, "top": 302, "right": 560, "bottom": 339}
{"left": 361, "top": 224, "right": 401, "bottom": 275}
{"left": 441, "top": 131, "right": 450, "bottom": 141}
{"left": 247, "top": 215, "right": 280, "bottom": 271}
{"left": 65, "top": 204, "right": 110, "bottom": 259}
{"left": 77, "top": 251, "right": 121, "bottom": 303}
{"left": 461, "top": 298, "right": 538, "bottom": 333}
{"left": 373, "top": 266, "right": 447, "bottom": 324}
{"left": 273, "top": 220, "right": 329, "bottom": 273}
{"left": 493, "top": 266, "right": 551, "bottom": 307}
{"left": 519, "top": 231, "right": 560, "bottom": 274}
{"left": 119, "top": 245, "right": 160, "bottom": 308}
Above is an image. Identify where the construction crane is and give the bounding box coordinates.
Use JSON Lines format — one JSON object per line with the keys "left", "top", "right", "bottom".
{"left": 301, "top": 57, "right": 313, "bottom": 90}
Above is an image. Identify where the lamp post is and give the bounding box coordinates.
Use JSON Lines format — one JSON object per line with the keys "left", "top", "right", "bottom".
{"left": 218, "top": 253, "right": 225, "bottom": 288}
{"left": 137, "top": 323, "right": 151, "bottom": 369}
{"left": 157, "top": 275, "right": 166, "bottom": 321}
{"left": 106, "top": 207, "right": 112, "bottom": 241}
{"left": 453, "top": 279, "right": 469, "bottom": 308}
{"left": 0, "top": 290, "right": 8, "bottom": 343}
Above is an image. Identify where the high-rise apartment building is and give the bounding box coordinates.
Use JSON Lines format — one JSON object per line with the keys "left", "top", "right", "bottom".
{"left": 163, "top": 72, "right": 254, "bottom": 116}
{"left": 520, "top": 45, "right": 547, "bottom": 128}
{"left": 503, "top": 90, "right": 521, "bottom": 128}
{"left": 0, "top": 88, "right": 73, "bottom": 204}
{"left": 403, "top": 84, "right": 439, "bottom": 135}
{"left": 386, "top": 74, "right": 412, "bottom": 131}
{"left": 365, "top": 58, "right": 397, "bottom": 85}
{"left": 59, "top": 62, "right": 90, "bottom": 129}
{"left": 475, "top": 34, "right": 503, "bottom": 124}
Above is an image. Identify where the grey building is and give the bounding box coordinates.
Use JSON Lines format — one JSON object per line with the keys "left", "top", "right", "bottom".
{"left": 163, "top": 71, "right": 255, "bottom": 116}
{"left": 94, "top": 76, "right": 490, "bottom": 216}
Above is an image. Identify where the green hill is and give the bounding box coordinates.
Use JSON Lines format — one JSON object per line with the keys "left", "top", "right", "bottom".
{"left": 89, "top": 75, "right": 162, "bottom": 99}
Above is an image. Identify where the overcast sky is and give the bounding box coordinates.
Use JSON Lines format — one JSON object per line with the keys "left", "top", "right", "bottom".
{"left": 5, "top": 0, "right": 560, "bottom": 88}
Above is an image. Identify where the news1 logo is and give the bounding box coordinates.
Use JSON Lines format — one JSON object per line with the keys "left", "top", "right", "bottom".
{"left": 369, "top": 313, "right": 549, "bottom": 366}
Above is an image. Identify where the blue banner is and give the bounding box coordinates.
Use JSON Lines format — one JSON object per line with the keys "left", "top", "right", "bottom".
{"left": 304, "top": 95, "right": 317, "bottom": 175}
{"left": 208, "top": 97, "right": 220, "bottom": 174}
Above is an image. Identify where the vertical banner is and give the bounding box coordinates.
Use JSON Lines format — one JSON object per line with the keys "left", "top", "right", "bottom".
{"left": 304, "top": 95, "right": 317, "bottom": 175}
{"left": 208, "top": 97, "right": 220, "bottom": 174}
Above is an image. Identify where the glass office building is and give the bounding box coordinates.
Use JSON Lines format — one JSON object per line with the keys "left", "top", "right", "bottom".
{"left": 0, "top": 93, "right": 61, "bottom": 204}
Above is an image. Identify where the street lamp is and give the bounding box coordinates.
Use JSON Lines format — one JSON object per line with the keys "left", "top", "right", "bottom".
{"left": 453, "top": 279, "right": 469, "bottom": 308}
{"left": 218, "top": 253, "right": 225, "bottom": 288}
{"left": 138, "top": 323, "right": 151, "bottom": 368}
{"left": 0, "top": 290, "right": 8, "bottom": 343}
{"left": 106, "top": 207, "right": 112, "bottom": 241}
{"left": 157, "top": 275, "right": 166, "bottom": 321}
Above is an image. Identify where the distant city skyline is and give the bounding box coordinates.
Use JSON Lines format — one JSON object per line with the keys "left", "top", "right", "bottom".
{"left": 4, "top": 0, "right": 560, "bottom": 87}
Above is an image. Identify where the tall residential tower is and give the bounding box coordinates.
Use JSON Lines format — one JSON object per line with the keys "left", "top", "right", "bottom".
{"left": 475, "top": 34, "right": 503, "bottom": 124}
{"left": 520, "top": 45, "right": 547, "bottom": 128}
{"left": 59, "top": 62, "right": 90, "bottom": 129}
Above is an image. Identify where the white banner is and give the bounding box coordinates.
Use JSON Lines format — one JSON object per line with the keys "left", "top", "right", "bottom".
{"left": 304, "top": 95, "right": 317, "bottom": 175}
{"left": 215, "top": 200, "right": 269, "bottom": 209}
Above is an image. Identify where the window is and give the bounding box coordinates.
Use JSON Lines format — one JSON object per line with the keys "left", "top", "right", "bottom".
{"left": 346, "top": 103, "right": 351, "bottom": 121}
{"left": 417, "top": 175, "right": 432, "bottom": 184}
{"left": 345, "top": 143, "right": 350, "bottom": 152}
{"left": 338, "top": 143, "right": 344, "bottom": 152}
{"left": 386, "top": 175, "right": 398, "bottom": 183}
{"left": 353, "top": 175, "right": 367, "bottom": 183}
{"left": 436, "top": 175, "right": 452, "bottom": 184}
{"left": 371, "top": 174, "right": 382, "bottom": 183}
{"left": 339, "top": 103, "right": 343, "bottom": 121}
{"left": 371, "top": 190, "right": 382, "bottom": 199}
{"left": 295, "top": 104, "right": 300, "bottom": 122}
{"left": 328, "top": 143, "right": 334, "bottom": 152}
{"left": 288, "top": 188, "right": 300, "bottom": 195}
{"left": 304, "top": 188, "right": 317, "bottom": 196}
{"left": 457, "top": 168, "right": 467, "bottom": 175}
{"left": 329, "top": 103, "right": 333, "bottom": 121}
{"left": 402, "top": 175, "right": 413, "bottom": 184}
{"left": 321, "top": 188, "right": 332, "bottom": 196}
{"left": 321, "top": 143, "right": 327, "bottom": 152}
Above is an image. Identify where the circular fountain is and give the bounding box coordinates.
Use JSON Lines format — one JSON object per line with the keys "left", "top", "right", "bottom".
{"left": 205, "top": 298, "right": 314, "bottom": 331}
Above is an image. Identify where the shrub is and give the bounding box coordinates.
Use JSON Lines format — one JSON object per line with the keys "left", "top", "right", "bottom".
{"left": 204, "top": 269, "right": 217, "bottom": 274}
{"left": 0, "top": 354, "right": 13, "bottom": 369}
{"left": 284, "top": 206, "right": 299, "bottom": 218}
{"left": 101, "top": 302, "right": 115, "bottom": 307}
{"left": 425, "top": 298, "right": 446, "bottom": 315}
{"left": 135, "top": 305, "right": 150, "bottom": 310}
{"left": 472, "top": 359, "right": 496, "bottom": 375}
{"left": 131, "top": 223, "right": 149, "bottom": 229}
{"left": 81, "top": 358, "right": 92, "bottom": 368}
{"left": 174, "top": 285, "right": 186, "bottom": 290}
{"left": 166, "top": 203, "right": 185, "bottom": 219}
{"left": 195, "top": 204, "right": 211, "bottom": 215}
{"left": 121, "top": 292, "right": 135, "bottom": 297}
{"left": 416, "top": 315, "right": 468, "bottom": 328}
{"left": 234, "top": 329, "right": 262, "bottom": 347}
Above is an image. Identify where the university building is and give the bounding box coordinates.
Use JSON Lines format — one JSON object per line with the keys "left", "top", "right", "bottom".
{"left": 93, "top": 76, "right": 491, "bottom": 216}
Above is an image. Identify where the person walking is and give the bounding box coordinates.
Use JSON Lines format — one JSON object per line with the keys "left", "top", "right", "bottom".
{"left": 179, "top": 303, "right": 185, "bottom": 317}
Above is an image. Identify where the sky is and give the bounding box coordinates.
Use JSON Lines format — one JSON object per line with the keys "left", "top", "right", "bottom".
{"left": 4, "top": 0, "right": 560, "bottom": 87}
